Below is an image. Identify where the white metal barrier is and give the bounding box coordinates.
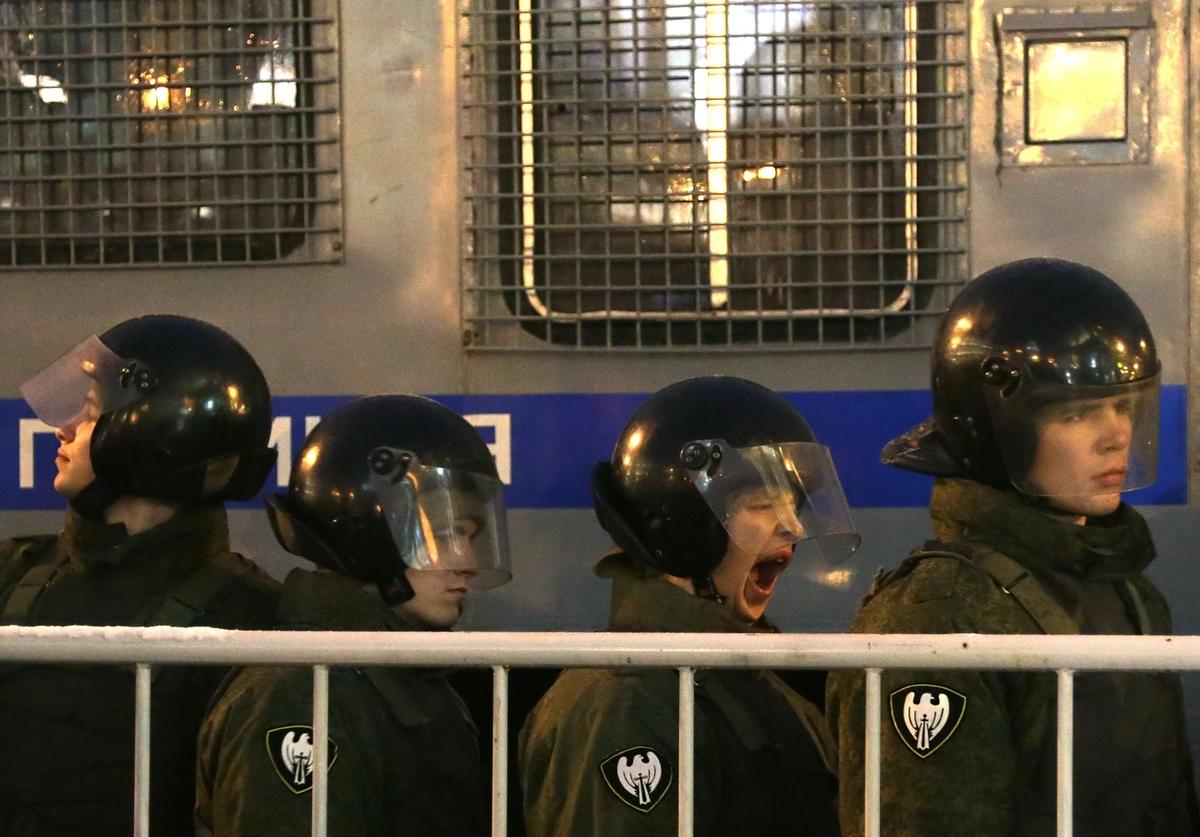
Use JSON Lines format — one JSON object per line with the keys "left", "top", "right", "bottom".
{"left": 2, "top": 627, "right": 1199, "bottom": 837}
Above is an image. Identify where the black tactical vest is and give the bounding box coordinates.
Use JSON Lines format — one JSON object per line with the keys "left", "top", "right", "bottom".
{"left": 697, "top": 669, "right": 840, "bottom": 836}
{"left": 0, "top": 536, "right": 262, "bottom": 837}
{"left": 360, "top": 667, "right": 490, "bottom": 836}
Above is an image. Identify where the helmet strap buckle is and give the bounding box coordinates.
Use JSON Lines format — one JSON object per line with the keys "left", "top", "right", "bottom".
{"left": 692, "top": 576, "right": 726, "bottom": 604}
{"left": 377, "top": 576, "right": 414, "bottom": 607}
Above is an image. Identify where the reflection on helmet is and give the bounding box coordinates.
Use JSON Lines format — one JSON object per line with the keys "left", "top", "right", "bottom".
{"left": 20, "top": 315, "right": 275, "bottom": 514}
{"left": 723, "top": 487, "right": 806, "bottom": 554}
{"left": 369, "top": 447, "right": 511, "bottom": 591}
{"left": 266, "top": 395, "right": 512, "bottom": 605}
{"left": 21, "top": 335, "right": 139, "bottom": 430}
{"left": 986, "top": 376, "right": 1159, "bottom": 497}
{"left": 882, "top": 258, "right": 1161, "bottom": 498}
{"left": 684, "top": 439, "right": 859, "bottom": 565}
{"left": 593, "top": 376, "right": 859, "bottom": 588}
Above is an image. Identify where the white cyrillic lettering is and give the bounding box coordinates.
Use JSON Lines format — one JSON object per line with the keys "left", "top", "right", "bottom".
{"left": 464, "top": 413, "right": 512, "bottom": 485}
{"left": 269, "top": 416, "right": 292, "bottom": 488}
{"left": 18, "top": 418, "right": 55, "bottom": 489}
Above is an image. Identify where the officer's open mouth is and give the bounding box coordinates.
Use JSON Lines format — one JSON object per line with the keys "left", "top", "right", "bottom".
{"left": 748, "top": 553, "right": 791, "bottom": 596}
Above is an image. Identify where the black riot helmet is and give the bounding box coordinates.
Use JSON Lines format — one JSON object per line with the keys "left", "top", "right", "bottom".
{"left": 266, "top": 395, "right": 512, "bottom": 605}
{"left": 883, "top": 258, "right": 1161, "bottom": 496}
{"left": 21, "top": 315, "right": 276, "bottom": 515}
{"left": 593, "top": 377, "right": 859, "bottom": 596}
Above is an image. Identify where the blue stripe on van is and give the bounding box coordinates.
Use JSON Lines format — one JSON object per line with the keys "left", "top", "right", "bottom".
{"left": 0, "top": 386, "right": 1185, "bottom": 511}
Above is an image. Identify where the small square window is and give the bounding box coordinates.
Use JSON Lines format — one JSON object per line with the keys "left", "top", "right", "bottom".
{"left": 998, "top": 6, "right": 1150, "bottom": 167}
{"left": 1026, "top": 40, "right": 1126, "bottom": 143}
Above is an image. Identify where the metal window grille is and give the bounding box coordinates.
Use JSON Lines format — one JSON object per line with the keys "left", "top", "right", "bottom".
{"left": 0, "top": 0, "right": 341, "bottom": 268}
{"left": 460, "top": 0, "right": 969, "bottom": 350}
{"left": 1, "top": 627, "right": 1193, "bottom": 837}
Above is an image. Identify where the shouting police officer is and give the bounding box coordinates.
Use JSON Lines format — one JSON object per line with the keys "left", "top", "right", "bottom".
{"left": 827, "top": 259, "right": 1200, "bottom": 835}
{"left": 0, "top": 315, "right": 281, "bottom": 836}
{"left": 520, "top": 376, "right": 859, "bottom": 836}
{"left": 196, "top": 394, "right": 511, "bottom": 836}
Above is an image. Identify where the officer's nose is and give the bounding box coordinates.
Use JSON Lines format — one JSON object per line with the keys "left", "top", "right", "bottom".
{"left": 1096, "top": 406, "right": 1132, "bottom": 452}
{"left": 775, "top": 511, "right": 805, "bottom": 543}
{"left": 55, "top": 420, "right": 76, "bottom": 443}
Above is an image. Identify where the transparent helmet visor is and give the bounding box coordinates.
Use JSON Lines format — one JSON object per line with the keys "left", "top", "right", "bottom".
{"left": 984, "top": 374, "right": 1160, "bottom": 496}
{"left": 368, "top": 449, "right": 512, "bottom": 591}
{"left": 19, "top": 335, "right": 141, "bottom": 428}
{"left": 683, "top": 439, "right": 861, "bottom": 564}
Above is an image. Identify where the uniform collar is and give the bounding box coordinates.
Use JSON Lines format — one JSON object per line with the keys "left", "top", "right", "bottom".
{"left": 276, "top": 568, "right": 412, "bottom": 632}
{"left": 597, "top": 552, "right": 775, "bottom": 633}
{"left": 62, "top": 503, "right": 229, "bottom": 573}
{"left": 929, "top": 478, "right": 1155, "bottom": 579}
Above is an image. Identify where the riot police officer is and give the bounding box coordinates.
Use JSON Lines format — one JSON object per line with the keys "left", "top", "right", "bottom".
{"left": 520, "top": 376, "right": 858, "bottom": 836}
{"left": 0, "top": 315, "right": 281, "bottom": 836}
{"left": 196, "top": 394, "right": 511, "bottom": 836}
{"left": 827, "top": 258, "right": 1200, "bottom": 835}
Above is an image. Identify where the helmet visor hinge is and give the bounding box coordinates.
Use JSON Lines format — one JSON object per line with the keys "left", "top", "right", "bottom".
{"left": 368, "top": 447, "right": 414, "bottom": 484}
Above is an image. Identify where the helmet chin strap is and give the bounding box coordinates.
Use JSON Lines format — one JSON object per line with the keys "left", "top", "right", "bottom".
{"left": 69, "top": 476, "right": 122, "bottom": 521}
{"left": 377, "top": 575, "right": 414, "bottom": 607}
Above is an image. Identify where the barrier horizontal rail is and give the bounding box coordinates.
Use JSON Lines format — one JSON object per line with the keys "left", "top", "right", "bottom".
{"left": 5, "top": 627, "right": 1188, "bottom": 837}
{"left": 2, "top": 626, "right": 1200, "bottom": 670}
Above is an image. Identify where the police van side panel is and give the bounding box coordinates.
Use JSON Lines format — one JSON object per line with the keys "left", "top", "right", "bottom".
{"left": 0, "top": 0, "right": 1196, "bottom": 742}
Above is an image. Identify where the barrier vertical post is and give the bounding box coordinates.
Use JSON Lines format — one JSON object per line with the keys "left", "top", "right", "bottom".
{"left": 1057, "top": 669, "right": 1074, "bottom": 837}
{"left": 133, "top": 663, "right": 152, "bottom": 837}
{"left": 865, "top": 667, "right": 882, "bottom": 837}
{"left": 311, "top": 665, "right": 330, "bottom": 837}
{"left": 678, "top": 666, "right": 696, "bottom": 837}
{"left": 492, "top": 665, "right": 509, "bottom": 837}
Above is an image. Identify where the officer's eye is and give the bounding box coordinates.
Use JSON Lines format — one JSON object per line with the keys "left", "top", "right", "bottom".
{"left": 79, "top": 392, "right": 102, "bottom": 419}
{"left": 445, "top": 518, "right": 481, "bottom": 541}
{"left": 732, "top": 492, "right": 774, "bottom": 515}
{"left": 1112, "top": 397, "right": 1135, "bottom": 416}
{"left": 1055, "top": 402, "right": 1098, "bottom": 423}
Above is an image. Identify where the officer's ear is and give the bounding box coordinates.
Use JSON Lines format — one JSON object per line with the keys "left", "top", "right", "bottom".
{"left": 592, "top": 462, "right": 660, "bottom": 571}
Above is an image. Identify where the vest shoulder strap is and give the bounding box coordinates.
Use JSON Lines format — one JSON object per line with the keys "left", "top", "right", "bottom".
{"left": 901, "top": 539, "right": 1080, "bottom": 635}
{"left": 759, "top": 670, "right": 835, "bottom": 771}
{"left": 359, "top": 667, "right": 430, "bottom": 727}
{"left": 1, "top": 537, "right": 66, "bottom": 624}
{"left": 1, "top": 545, "right": 254, "bottom": 628}
{"left": 698, "top": 671, "right": 769, "bottom": 751}
{"left": 149, "top": 551, "right": 255, "bottom": 628}
{"left": 1116, "top": 579, "right": 1155, "bottom": 635}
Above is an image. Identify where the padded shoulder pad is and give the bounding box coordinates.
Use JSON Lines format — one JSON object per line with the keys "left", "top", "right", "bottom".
{"left": 2, "top": 534, "right": 59, "bottom": 565}
{"left": 0, "top": 535, "right": 66, "bottom": 624}
{"left": 863, "top": 551, "right": 967, "bottom": 608}
{"left": 151, "top": 551, "right": 256, "bottom": 628}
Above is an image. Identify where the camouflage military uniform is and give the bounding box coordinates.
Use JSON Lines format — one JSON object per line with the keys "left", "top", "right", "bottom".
{"left": 827, "top": 478, "right": 1199, "bottom": 836}
{"left": 0, "top": 505, "right": 281, "bottom": 837}
{"left": 196, "top": 568, "right": 489, "bottom": 836}
{"left": 520, "top": 553, "right": 839, "bottom": 837}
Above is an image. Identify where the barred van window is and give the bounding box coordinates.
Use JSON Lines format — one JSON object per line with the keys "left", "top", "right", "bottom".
{"left": 460, "top": 0, "right": 968, "bottom": 350}
{"left": 0, "top": 0, "right": 341, "bottom": 267}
